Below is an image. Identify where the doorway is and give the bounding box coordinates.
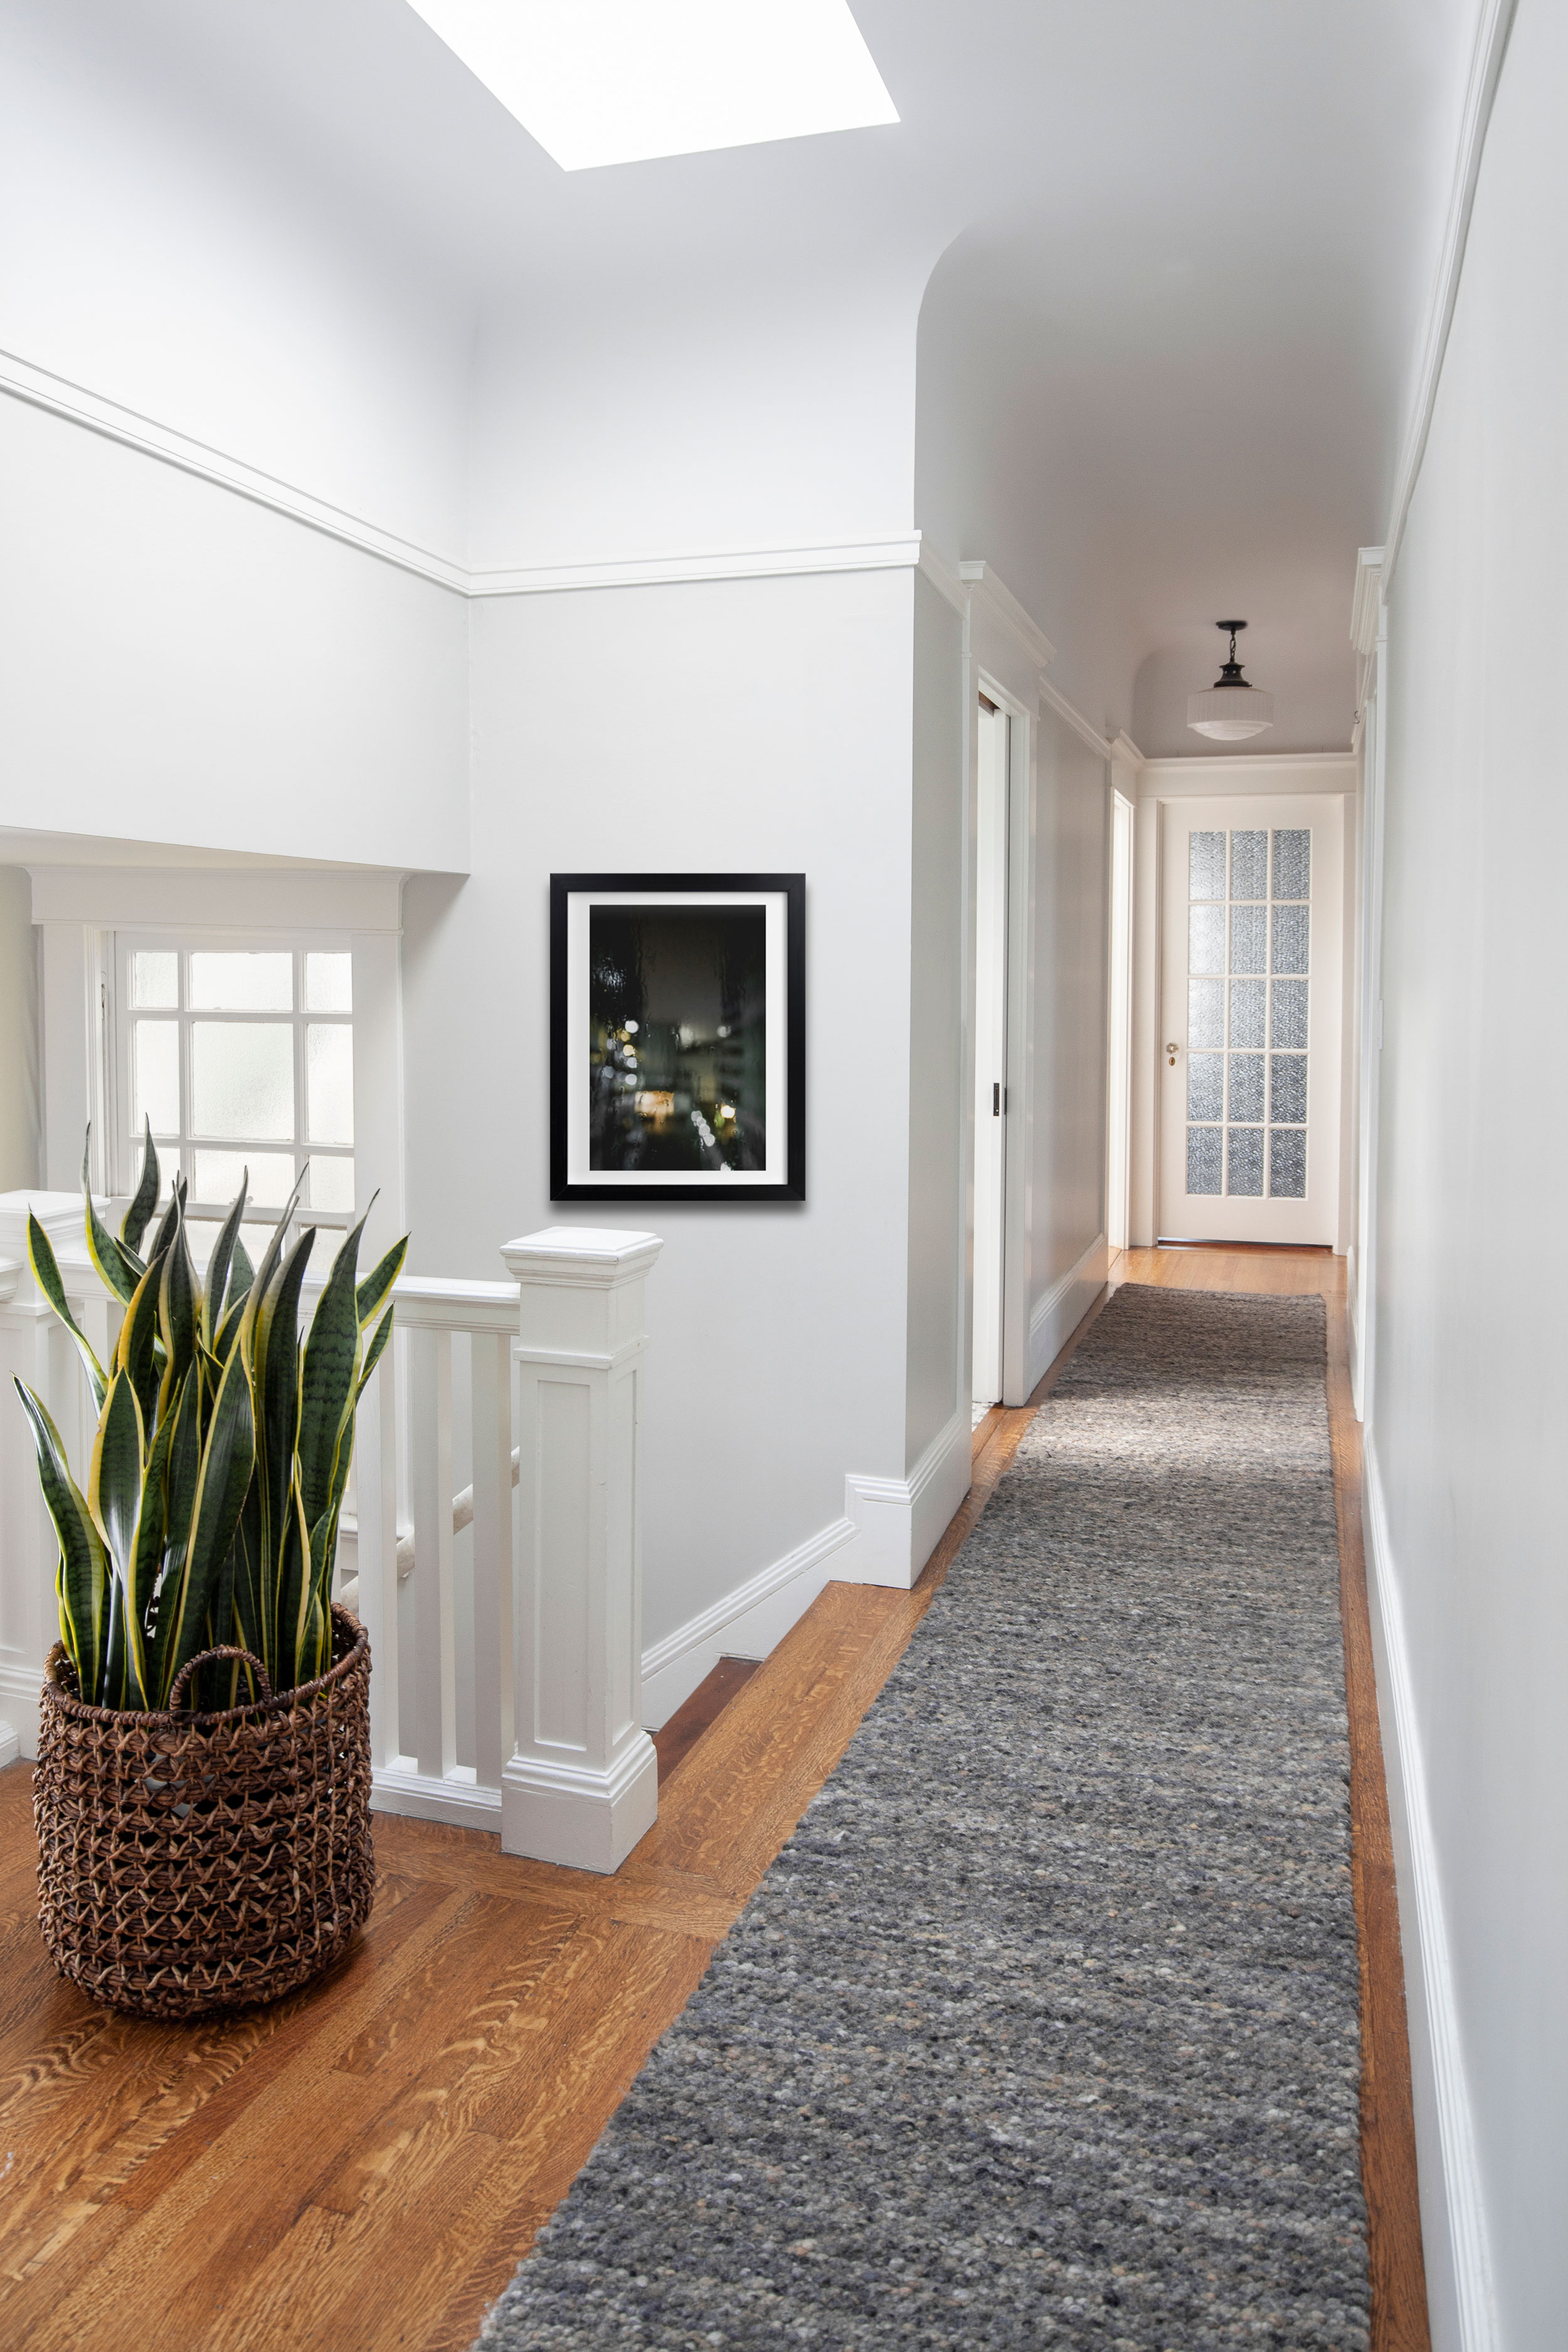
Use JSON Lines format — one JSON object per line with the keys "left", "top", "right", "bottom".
{"left": 1106, "top": 790, "right": 1135, "bottom": 1253}
{"left": 1157, "top": 795, "right": 1344, "bottom": 1245}
{"left": 972, "top": 692, "right": 1010, "bottom": 1413}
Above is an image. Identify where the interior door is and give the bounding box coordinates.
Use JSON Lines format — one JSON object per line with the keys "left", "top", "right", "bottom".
{"left": 1158, "top": 796, "right": 1343, "bottom": 1244}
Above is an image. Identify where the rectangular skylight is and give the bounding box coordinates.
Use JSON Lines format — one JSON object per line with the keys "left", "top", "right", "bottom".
{"left": 403, "top": 0, "right": 899, "bottom": 171}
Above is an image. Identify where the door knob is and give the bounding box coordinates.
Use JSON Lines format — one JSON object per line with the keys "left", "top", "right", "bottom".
{"left": 1166, "top": 1041, "right": 1180, "bottom": 1066}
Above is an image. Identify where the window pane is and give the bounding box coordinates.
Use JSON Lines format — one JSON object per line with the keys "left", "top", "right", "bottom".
{"left": 192, "top": 1022, "right": 294, "bottom": 1140}
{"left": 1272, "top": 904, "right": 1310, "bottom": 975}
{"left": 309, "top": 1156, "right": 356, "bottom": 1212}
{"left": 1269, "top": 1129, "right": 1306, "bottom": 1198}
{"left": 1227, "top": 1128, "right": 1264, "bottom": 1196}
{"left": 305, "top": 953, "right": 352, "bottom": 1013}
{"left": 1187, "top": 1053, "right": 1224, "bottom": 1123}
{"left": 1188, "top": 978, "right": 1224, "bottom": 1049}
{"left": 1187, "top": 1126, "right": 1222, "bottom": 1195}
{"left": 193, "top": 1147, "right": 297, "bottom": 1209}
{"left": 1271, "top": 829, "right": 1311, "bottom": 901}
{"left": 1269, "top": 1054, "right": 1308, "bottom": 1126}
{"left": 131, "top": 951, "right": 178, "bottom": 1009}
{"left": 1189, "top": 904, "right": 1224, "bottom": 975}
{"left": 1229, "top": 830, "right": 1267, "bottom": 900}
{"left": 133, "top": 1020, "right": 180, "bottom": 1134}
{"left": 189, "top": 951, "right": 293, "bottom": 1011}
{"left": 1271, "top": 978, "right": 1310, "bottom": 1048}
{"left": 1229, "top": 978, "right": 1266, "bottom": 1048}
{"left": 1229, "top": 905, "right": 1268, "bottom": 974}
{"left": 1189, "top": 831, "right": 1226, "bottom": 899}
{"left": 1228, "top": 1054, "right": 1264, "bottom": 1125}
{"left": 307, "top": 1025, "right": 354, "bottom": 1145}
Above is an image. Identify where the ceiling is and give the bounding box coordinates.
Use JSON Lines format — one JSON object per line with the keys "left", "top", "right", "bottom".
{"left": 18, "top": 0, "right": 1481, "bottom": 753}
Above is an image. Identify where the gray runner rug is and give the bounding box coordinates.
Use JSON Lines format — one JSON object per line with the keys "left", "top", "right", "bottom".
{"left": 477, "top": 1285, "right": 1369, "bottom": 2350}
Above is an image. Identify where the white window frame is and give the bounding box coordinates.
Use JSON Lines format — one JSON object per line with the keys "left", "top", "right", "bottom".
{"left": 113, "top": 928, "right": 358, "bottom": 1246}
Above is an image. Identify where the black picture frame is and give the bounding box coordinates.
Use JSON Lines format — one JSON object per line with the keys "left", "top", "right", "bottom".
{"left": 550, "top": 872, "right": 806, "bottom": 1204}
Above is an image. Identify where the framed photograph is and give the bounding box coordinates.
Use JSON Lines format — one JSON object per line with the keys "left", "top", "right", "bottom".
{"left": 550, "top": 872, "right": 805, "bottom": 1203}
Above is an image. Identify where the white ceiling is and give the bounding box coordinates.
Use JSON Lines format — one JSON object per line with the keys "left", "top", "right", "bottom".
{"left": 18, "top": 0, "right": 1480, "bottom": 753}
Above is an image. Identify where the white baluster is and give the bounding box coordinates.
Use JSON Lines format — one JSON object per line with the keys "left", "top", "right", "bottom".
{"left": 470, "top": 1328, "right": 515, "bottom": 1794}
{"left": 354, "top": 1347, "right": 401, "bottom": 1773}
{"left": 410, "top": 1327, "right": 456, "bottom": 1781}
{"left": 500, "top": 1226, "right": 662, "bottom": 1873}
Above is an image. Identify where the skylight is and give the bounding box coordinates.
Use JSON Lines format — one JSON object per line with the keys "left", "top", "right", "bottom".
{"left": 403, "top": 0, "right": 899, "bottom": 171}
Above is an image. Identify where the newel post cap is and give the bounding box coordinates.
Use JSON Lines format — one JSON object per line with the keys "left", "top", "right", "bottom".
{"left": 500, "top": 1226, "right": 664, "bottom": 1290}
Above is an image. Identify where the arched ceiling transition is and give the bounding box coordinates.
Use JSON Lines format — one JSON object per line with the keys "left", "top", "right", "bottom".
{"left": 13, "top": 0, "right": 1480, "bottom": 753}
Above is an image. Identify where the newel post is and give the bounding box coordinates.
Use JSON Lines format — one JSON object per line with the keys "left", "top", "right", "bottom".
{"left": 498, "top": 1226, "right": 663, "bottom": 1872}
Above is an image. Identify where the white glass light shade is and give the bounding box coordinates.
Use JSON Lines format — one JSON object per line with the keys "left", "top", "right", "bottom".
{"left": 1187, "top": 687, "right": 1275, "bottom": 742}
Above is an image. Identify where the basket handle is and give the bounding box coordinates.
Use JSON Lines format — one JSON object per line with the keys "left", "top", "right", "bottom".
{"left": 169, "top": 1646, "right": 274, "bottom": 1712}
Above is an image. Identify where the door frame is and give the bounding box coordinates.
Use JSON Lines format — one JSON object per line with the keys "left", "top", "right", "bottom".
{"left": 1129, "top": 753, "right": 1360, "bottom": 1251}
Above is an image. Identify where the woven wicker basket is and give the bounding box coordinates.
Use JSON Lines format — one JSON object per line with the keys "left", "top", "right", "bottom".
{"left": 34, "top": 1602, "right": 374, "bottom": 2020}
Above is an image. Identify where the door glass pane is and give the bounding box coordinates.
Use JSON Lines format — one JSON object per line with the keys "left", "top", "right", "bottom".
{"left": 1189, "top": 831, "right": 1226, "bottom": 899}
{"left": 305, "top": 953, "right": 352, "bottom": 1013}
{"left": 1227, "top": 1128, "right": 1264, "bottom": 1196}
{"left": 1229, "top": 906, "right": 1268, "bottom": 974}
{"left": 189, "top": 951, "right": 294, "bottom": 1011}
{"left": 192, "top": 1022, "right": 294, "bottom": 1140}
{"left": 1189, "top": 904, "right": 1225, "bottom": 975}
{"left": 134, "top": 1021, "right": 180, "bottom": 1135}
{"left": 1271, "top": 904, "right": 1310, "bottom": 975}
{"left": 1271, "top": 829, "right": 1311, "bottom": 900}
{"left": 1189, "top": 978, "right": 1224, "bottom": 1049}
{"left": 307, "top": 1025, "right": 354, "bottom": 1145}
{"left": 1230, "top": 830, "right": 1267, "bottom": 900}
{"left": 1187, "top": 1054, "right": 1224, "bottom": 1123}
{"left": 1187, "top": 1126, "right": 1222, "bottom": 1194}
{"left": 1271, "top": 978, "right": 1309, "bottom": 1049}
{"left": 1270, "top": 1128, "right": 1306, "bottom": 1198}
{"left": 1269, "top": 1054, "right": 1308, "bottom": 1126}
{"left": 309, "top": 1156, "right": 356, "bottom": 1212}
{"left": 1229, "top": 979, "right": 1266, "bottom": 1048}
{"left": 1228, "top": 1054, "right": 1264, "bottom": 1124}
{"left": 192, "top": 1147, "right": 297, "bottom": 1209}
{"left": 131, "top": 951, "right": 178, "bottom": 1009}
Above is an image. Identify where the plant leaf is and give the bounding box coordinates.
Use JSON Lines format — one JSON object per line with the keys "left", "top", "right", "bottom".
{"left": 203, "top": 1175, "right": 250, "bottom": 1348}
{"left": 26, "top": 1212, "right": 107, "bottom": 1412}
{"left": 157, "top": 1204, "right": 201, "bottom": 1414}
{"left": 229, "top": 1232, "right": 255, "bottom": 1310}
{"left": 121, "top": 1119, "right": 161, "bottom": 1254}
{"left": 297, "top": 1210, "right": 368, "bottom": 1528}
{"left": 114, "top": 1248, "right": 167, "bottom": 1441}
{"left": 13, "top": 1379, "right": 109, "bottom": 1701}
{"left": 81, "top": 1130, "right": 142, "bottom": 1304}
{"left": 355, "top": 1229, "right": 407, "bottom": 1331}
{"left": 158, "top": 1338, "right": 257, "bottom": 1703}
{"left": 356, "top": 1304, "right": 395, "bottom": 1401}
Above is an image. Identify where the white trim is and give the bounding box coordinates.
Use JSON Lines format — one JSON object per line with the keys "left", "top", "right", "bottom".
{"left": 917, "top": 539, "right": 968, "bottom": 619}
{"left": 27, "top": 866, "right": 406, "bottom": 933}
{"left": 1351, "top": 545, "right": 1386, "bottom": 663}
{"left": 1138, "top": 751, "right": 1357, "bottom": 800}
{"left": 371, "top": 1762, "right": 502, "bottom": 1832}
{"left": 1363, "top": 1441, "right": 1499, "bottom": 2352}
{"left": 0, "top": 1663, "right": 41, "bottom": 1762}
{"left": 641, "top": 1513, "right": 854, "bottom": 1688}
{"left": 840, "top": 1407, "right": 972, "bottom": 1592}
{"left": 1382, "top": 0, "right": 1518, "bottom": 586}
{"left": 1027, "top": 1232, "right": 1109, "bottom": 1392}
{"left": 960, "top": 561, "right": 1057, "bottom": 669}
{"left": 1110, "top": 730, "right": 1147, "bottom": 775}
{"left": 473, "top": 534, "right": 926, "bottom": 598}
{"left": 1037, "top": 675, "right": 1113, "bottom": 761}
{"left": 0, "top": 1720, "right": 18, "bottom": 1771}
{"left": 639, "top": 1510, "right": 857, "bottom": 1728}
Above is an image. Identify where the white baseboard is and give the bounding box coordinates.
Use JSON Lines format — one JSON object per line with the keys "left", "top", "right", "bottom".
{"left": 840, "top": 1406, "right": 972, "bottom": 1591}
{"left": 0, "top": 1661, "right": 41, "bottom": 1762}
{"left": 371, "top": 1759, "right": 502, "bottom": 1833}
{"left": 639, "top": 1511, "right": 857, "bottom": 1729}
{"left": 0, "top": 1716, "right": 18, "bottom": 1769}
{"left": 1026, "top": 1232, "right": 1110, "bottom": 1394}
{"left": 1362, "top": 1439, "right": 1498, "bottom": 2352}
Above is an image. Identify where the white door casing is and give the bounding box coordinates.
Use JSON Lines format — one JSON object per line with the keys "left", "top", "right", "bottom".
{"left": 1158, "top": 796, "right": 1344, "bottom": 1245}
{"left": 972, "top": 697, "right": 1009, "bottom": 1406}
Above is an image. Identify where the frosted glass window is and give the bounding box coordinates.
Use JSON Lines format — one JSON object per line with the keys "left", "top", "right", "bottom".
{"left": 1270, "top": 1129, "right": 1306, "bottom": 1198}
{"left": 1229, "top": 905, "right": 1268, "bottom": 975}
{"left": 1189, "top": 905, "right": 1225, "bottom": 975}
{"left": 1270, "top": 1054, "right": 1308, "bottom": 1126}
{"left": 192, "top": 1022, "right": 294, "bottom": 1140}
{"left": 1187, "top": 1054, "right": 1224, "bottom": 1123}
{"left": 1189, "top": 831, "right": 1226, "bottom": 899}
{"left": 193, "top": 1147, "right": 297, "bottom": 1208}
{"left": 1271, "top": 829, "right": 1311, "bottom": 900}
{"left": 189, "top": 951, "right": 294, "bottom": 1011}
{"left": 1229, "top": 979, "right": 1266, "bottom": 1049}
{"left": 307, "top": 1025, "right": 354, "bottom": 1145}
{"left": 1187, "top": 1126, "right": 1222, "bottom": 1195}
{"left": 1230, "top": 830, "right": 1267, "bottom": 900}
{"left": 1227, "top": 1127, "right": 1264, "bottom": 1196}
{"left": 309, "top": 1157, "right": 356, "bottom": 1212}
{"left": 131, "top": 951, "right": 178, "bottom": 1009}
{"left": 306, "top": 953, "right": 352, "bottom": 1014}
{"left": 134, "top": 1022, "right": 180, "bottom": 1135}
{"left": 1189, "top": 978, "right": 1224, "bottom": 1049}
{"left": 1228, "top": 1054, "right": 1264, "bottom": 1125}
{"left": 1271, "top": 979, "right": 1309, "bottom": 1049}
{"left": 1272, "top": 905, "right": 1310, "bottom": 975}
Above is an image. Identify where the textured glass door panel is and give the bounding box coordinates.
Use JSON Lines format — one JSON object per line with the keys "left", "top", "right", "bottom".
{"left": 1269, "top": 1129, "right": 1306, "bottom": 1197}
{"left": 1270, "top": 1054, "right": 1308, "bottom": 1125}
{"left": 1230, "top": 830, "right": 1267, "bottom": 899}
{"left": 1187, "top": 1126, "right": 1222, "bottom": 1194}
{"left": 1271, "top": 978, "right": 1309, "bottom": 1049}
{"left": 189, "top": 951, "right": 294, "bottom": 1011}
{"left": 1187, "top": 1054, "right": 1224, "bottom": 1122}
{"left": 1227, "top": 1128, "right": 1264, "bottom": 1195}
{"left": 309, "top": 1156, "right": 356, "bottom": 1210}
{"left": 1271, "top": 829, "right": 1311, "bottom": 901}
{"left": 1189, "top": 832, "right": 1226, "bottom": 898}
{"left": 1229, "top": 979, "right": 1266, "bottom": 1048}
{"left": 1229, "top": 905, "right": 1268, "bottom": 973}
{"left": 193, "top": 1147, "right": 297, "bottom": 1207}
{"left": 1189, "top": 904, "right": 1225, "bottom": 975}
{"left": 1189, "top": 978, "right": 1224, "bottom": 1049}
{"left": 1272, "top": 904, "right": 1310, "bottom": 974}
{"left": 134, "top": 1021, "right": 180, "bottom": 1135}
{"left": 305, "top": 953, "right": 352, "bottom": 1013}
{"left": 307, "top": 1025, "right": 355, "bottom": 1145}
{"left": 1228, "top": 1054, "right": 1264, "bottom": 1124}
{"left": 192, "top": 1022, "right": 294, "bottom": 1139}
{"left": 131, "top": 951, "right": 178, "bottom": 1009}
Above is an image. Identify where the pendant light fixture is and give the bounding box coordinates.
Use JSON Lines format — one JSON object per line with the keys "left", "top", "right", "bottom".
{"left": 1187, "top": 620, "right": 1274, "bottom": 741}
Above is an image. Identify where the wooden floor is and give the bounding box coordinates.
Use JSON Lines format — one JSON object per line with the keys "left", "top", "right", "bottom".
{"left": 0, "top": 1249, "right": 1428, "bottom": 2351}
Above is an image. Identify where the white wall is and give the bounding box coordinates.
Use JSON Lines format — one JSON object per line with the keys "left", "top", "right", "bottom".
{"left": 1369, "top": 3, "right": 1568, "bottom": 2343}
{"left": 0, "top": 869, "right": 39, "bottom": 1192}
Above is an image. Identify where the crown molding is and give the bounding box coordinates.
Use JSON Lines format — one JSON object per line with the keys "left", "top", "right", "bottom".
{"left": 1350, "top": 545, "right": 1386, "bottom": 659}
{"left": 959, "top": 560, "right": 1057, "bottom": 669}
{"left": 1037, "top": 674, "right": 1113, "bottom": 762}
{"left": 470, "top": 534, "right": 925, "bottom": 597}
{"left": 1382, "top": 0, "right": 1518, "bottom": 587}
{"left": 1109, "top": 729, "right": 1146, "bottom": 771}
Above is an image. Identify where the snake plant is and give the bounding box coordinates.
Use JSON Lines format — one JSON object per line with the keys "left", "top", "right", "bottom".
{"left": 13, "top": 1126, "right": 406, "bottom": 1713}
